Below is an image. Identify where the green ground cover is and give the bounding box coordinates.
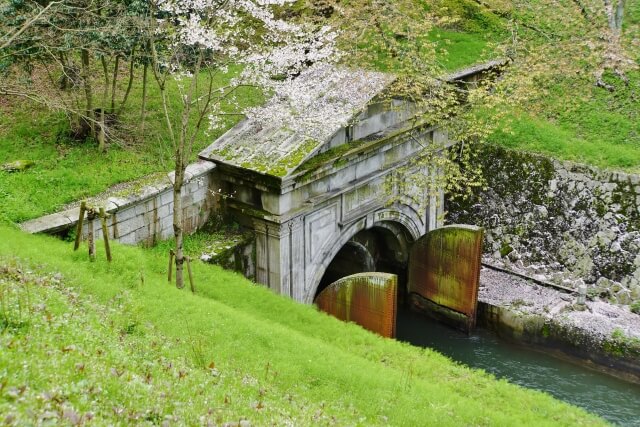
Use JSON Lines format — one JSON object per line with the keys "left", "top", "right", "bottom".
{"left": 420, "top": 0, "right": 640, "bottom": 172}
{"left": 427, "top": 28, "right": 495, "bottom": 71}
{"left": 490, "top": 105, "right": 640, "bottom": 172}
{"left": 0, "top": 226, "right": 606, "bottom": 425}
{"left": 424, "top": 0, "right": 505, "bottom": 71}
{"left": 0, "top": 68, "right": 262, "bottom": 224}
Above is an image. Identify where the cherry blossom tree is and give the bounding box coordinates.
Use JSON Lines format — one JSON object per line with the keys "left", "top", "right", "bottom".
{"left": 149, "top": 0, "right": 337, "bottom": 289}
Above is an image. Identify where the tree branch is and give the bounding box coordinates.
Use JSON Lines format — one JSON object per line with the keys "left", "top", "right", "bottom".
{"left": 0, "top": 1, "right": 63, "bottom": 50}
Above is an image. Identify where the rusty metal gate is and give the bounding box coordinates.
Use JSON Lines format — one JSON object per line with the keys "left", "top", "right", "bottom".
{"left": 314, "top": 272, "right": 397, "bottom": 338}
{"left": 408, "top": 224, "right": 483, "bottom": 332}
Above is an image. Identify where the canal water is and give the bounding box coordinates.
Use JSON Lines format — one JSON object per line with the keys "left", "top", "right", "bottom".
{"left": 396, "top": 307, "right": 640, "bottom": 426}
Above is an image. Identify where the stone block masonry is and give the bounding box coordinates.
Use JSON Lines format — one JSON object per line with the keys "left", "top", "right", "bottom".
{"left": 447, "top": 144, "right": 640, "bottom": 307}
{"left": 21, "top": 161, "right": 216, "bottom": 246}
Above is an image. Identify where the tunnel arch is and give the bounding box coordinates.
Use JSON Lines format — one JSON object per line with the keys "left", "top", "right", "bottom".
{"left": 305, "top": 208, "right": 421, "bottom": 304}
{"left": 318, "top": 240, "right": 376, "bottom": 289}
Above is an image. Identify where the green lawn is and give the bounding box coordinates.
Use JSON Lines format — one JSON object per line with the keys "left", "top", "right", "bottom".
{"left": 490, "top": 109, "right": 640, "bottom": 172}
{"left": 427, "top": 28, "right": 495, "bottom": 71}
{"left": 487, "top": 67, "right": 640, "bottom": 173}
{"left": 0, "top": 226, "right": 606, "bottom": 425}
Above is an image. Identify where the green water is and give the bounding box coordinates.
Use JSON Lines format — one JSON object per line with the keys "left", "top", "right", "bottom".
{"left": 397, "top": 308, "right": 640, "bottom": 426}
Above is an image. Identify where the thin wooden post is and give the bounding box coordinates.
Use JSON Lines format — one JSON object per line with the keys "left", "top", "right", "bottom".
{"left": 185, "top": 256, "right": 195, "bottom": 294}
{"left": 99, "top": 207, "right": 112, "bottom": 262}
{"left": 168, "top": 250, "right": 175, "bottom": 283}
{"left": 87, "top": 208, "right": 96, "bottom": 262}
{"left": 74, "top": 201, "right": 86, "bottom": 251}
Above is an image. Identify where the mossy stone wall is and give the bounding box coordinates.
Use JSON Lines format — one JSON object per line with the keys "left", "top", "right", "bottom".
{"left": 448, "top": 145, "right": 640, "bottom": 307}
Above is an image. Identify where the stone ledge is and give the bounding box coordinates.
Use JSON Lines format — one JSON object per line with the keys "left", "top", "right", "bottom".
{"left": 167, "top": 161, "right": 216, "bottom": 185}
{"left": 19, "top": 161, "right": 216, "bottom": 241}
{"left": 20, "top": 213, "right": 72, "bottom": 234}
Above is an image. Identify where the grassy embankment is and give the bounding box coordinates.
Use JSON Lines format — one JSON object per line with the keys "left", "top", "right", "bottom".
{"left": 432, "top": 0, "right": 640, "bottom": 172}
{"left": 0, "top": 67, "right": 262, "bottom": 224}
{"left": 0, "top": 226, "right": 605, "bottom": 425}
{"left": 382, "top": 0, "right": 640, "bottom": 172}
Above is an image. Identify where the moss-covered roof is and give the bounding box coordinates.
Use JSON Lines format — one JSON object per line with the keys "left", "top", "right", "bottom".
{"left": 199, "top": 64, "right": 395, "bottom": 178}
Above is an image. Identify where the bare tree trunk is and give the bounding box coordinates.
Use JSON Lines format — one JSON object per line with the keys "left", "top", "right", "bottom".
{"left": 110, "top": 55, "right": 120, "bottom": 113}
{"left": 604, "top": 0, "right": 625, "bottom": 33}
{"left": 116, "top": 52, "right": 136, "bottom": 116}
{"left": 140, "top": 61, "right": 148, "bottom": 133}
{"left": 80, "top": 48, "right": 94, "bottom": 138}
{"left": 172, "top": 52, "right": 202, "bottom": 289}
{"left": 148, "top": 23, "right": 202, "bottom": 290}
{"left": 614, "top": 0, "right": 625, "bottom": 32}
{"left": 173, "top": 162, "right": 185, "bottom": 289}
{"left": 99, "top": 55, "right": 110, "bottom": 152}
{"left": 98, "top": 109, "right": 106, "bottom": 151}
{"left": 87, "top": 211, "right": 96, "bottom": 262}
{"left": 59, "top": 52, "right": 68, "bottom": 90}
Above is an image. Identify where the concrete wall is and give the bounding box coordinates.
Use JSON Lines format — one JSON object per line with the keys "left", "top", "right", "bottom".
{"left": 21, "top": 161, "right": 216, "bottom": 246}
{"left": 448, "top": 145, "right": 640, "bottom": 306}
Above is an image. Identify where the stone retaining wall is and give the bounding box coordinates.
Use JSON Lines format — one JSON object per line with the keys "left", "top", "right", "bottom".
{"left": 447, "top": 145, "right": 640, "bottom": 306}
{"left": 21, "top": 161, "right": 216, "bottom": 246}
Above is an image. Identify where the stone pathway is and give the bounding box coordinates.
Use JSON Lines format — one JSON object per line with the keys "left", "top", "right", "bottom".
{"left": 479, "top": 266, "right": 640, "bottom": 343}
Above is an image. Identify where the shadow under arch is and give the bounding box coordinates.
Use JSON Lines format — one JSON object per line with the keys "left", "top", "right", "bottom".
{"left": 306, "top": 211, "right": 420, "bottom": 304}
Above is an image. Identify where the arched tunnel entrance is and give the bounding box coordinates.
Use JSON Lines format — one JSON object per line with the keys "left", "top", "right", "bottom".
{"left": 315, "top": 223, "right": 413, "bottom": 305}
{"left": 313, "top": 223, "right": 484, "bottom": 337}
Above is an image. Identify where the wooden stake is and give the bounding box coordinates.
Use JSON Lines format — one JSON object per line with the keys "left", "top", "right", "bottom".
{"left": 99, "top": 207, "right": 112, "bottom": 262}
{"left": 74, "top": 201, "right": 86, "bottom": 251}
{"left": 186, "top": 256, "right": 195, "bottom": 294}
{"left": 111, "top": 213, "right": 119, "bottom": 239}
{"left": 87, "top": 208, "right": 96, "bottom": 262}
{"left": 168, "top": 250, "right": 175, "bottom": 283}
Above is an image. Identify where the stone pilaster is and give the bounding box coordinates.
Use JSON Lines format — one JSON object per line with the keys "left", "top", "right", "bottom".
{"left": 253, "top": 218, "right": 299, "bottom": 298}
{"left": 289, "top": 216, "right": 306, "bottom": 302}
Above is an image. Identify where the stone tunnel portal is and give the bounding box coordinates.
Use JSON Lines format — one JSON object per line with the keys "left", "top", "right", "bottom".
{"left": 315, "top": 222, "right": 414, "bottom": 304}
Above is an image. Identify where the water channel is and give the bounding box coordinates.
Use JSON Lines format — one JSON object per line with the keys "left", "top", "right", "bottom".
{"left": 396, "top": 307, "right": 640, "bottom": 426}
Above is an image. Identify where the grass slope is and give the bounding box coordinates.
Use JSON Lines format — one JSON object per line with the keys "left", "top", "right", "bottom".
{"left": 384, "top": 0, "right": 640, "bottom": 172}
{"left": 0, "top": 67, "right": 262, "bottom": 224}
{"left": 0, "top": 226, "right": 605, "bottom": 426}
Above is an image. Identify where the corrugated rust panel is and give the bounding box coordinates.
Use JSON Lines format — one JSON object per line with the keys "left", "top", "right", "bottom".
{"left": 408, "top": 225, "right": 483, "bottom": 331}
{"left": 314, "top": 273, "right": 397, "bottom": 338}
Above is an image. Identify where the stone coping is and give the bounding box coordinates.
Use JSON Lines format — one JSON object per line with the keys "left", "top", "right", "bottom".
{"left": 20, "top": 161, "right": 216, "bottom": 235}
{"left": 443, "top": 58, "right": 509, "bottom": 82}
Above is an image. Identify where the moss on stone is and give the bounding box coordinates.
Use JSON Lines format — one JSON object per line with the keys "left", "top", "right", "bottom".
{"left": 603, "top": 329, "right": 640, "bottom": 359}
{"left": 612, "top": 180, "right": 640, "bottom": 232}
{"left": 541, "top": 323, "right": 551, "bottom": 338}
{"left": 499, "top": 242, "right": 513, "bottom": 258}
{"left": 1, "top": 159, "right": 35, "bottom": 172}
{"left": 266, "top": 139, "right": 318, "bottom": 177}
{"left": 112, "top": 172, "right": 169, "bottom": 198}
{"left": 297, "top": 138, "right": 370, "bottom": 178}
{"left": 214, "top": 145, "right": 237, "bottom": 161}
{"left": 213, "top": 138, "right": 322, "bottom": 178}
{"left": 296, "top": 123, "right": 422, "bottom": 181}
